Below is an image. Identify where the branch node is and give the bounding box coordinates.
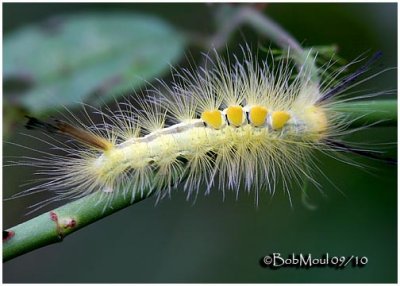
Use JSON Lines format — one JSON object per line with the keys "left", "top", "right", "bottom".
{"left": 50, "top": 211, "right": 64, "bottom": 240}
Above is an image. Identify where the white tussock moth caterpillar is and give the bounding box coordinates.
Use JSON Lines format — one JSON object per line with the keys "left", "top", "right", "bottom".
{"left": 7, "top": 46, "right": 396, "bottom": 211}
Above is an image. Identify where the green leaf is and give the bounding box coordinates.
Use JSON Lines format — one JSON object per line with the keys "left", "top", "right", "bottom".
{"left": 4, "top": 13, "right": 186, "bottom": 114}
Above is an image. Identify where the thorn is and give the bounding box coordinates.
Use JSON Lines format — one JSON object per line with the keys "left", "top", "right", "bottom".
{"left": 3, "top": 230, "right": 15, "bottom": 242}
{"left": 50, "top": 211, "right": 64, "bottom": 240}
{"left": 50, "top": 211, "right": 58, "bottom": 222}
{"left": 60, "top": 217, "right": 77, "bottom": 229}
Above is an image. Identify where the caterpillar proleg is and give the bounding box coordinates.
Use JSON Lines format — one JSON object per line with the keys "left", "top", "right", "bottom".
{"left": 10, "top": 47, "right": 394, "bottom": 210}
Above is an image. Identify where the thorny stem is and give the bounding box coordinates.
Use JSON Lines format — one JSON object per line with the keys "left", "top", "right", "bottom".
{"left": 3, "top": 99, "right": 397, "bottom": 262}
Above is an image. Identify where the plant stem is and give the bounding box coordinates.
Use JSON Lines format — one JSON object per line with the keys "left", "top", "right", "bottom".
{"left": 332, "top": 99, "right": 397, "bottom": 127}
{"left": 3, "top": 190, "right": 152, "bottom": 262}
{"left": 3, "top": 99, "right": 396, "bottom": 262}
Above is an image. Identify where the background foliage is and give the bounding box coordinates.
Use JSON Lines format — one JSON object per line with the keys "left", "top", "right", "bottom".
{"left": 3, "top": 3, "right": 397, "bottom": 283}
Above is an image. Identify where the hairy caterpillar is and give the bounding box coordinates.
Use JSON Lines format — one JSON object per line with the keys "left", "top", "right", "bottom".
{"left": 10, "top": 47, "right": 394, "bottom": 210}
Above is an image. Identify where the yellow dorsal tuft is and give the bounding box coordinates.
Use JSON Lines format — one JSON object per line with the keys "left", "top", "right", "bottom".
{"left": 201, "top": 110, "right": 223, "bottom": 129}
{"left": 249, "top": 105, "right": 268, "bottom": 127}
{"left": 226, "top": 105, "right": 244, "bottom": 127}
{"left": 271, "top": 111, "right": 291, "bottom": 130}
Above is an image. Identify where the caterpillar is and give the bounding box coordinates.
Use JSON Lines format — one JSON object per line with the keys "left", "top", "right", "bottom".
{"left": 10, "top": 47, "right": 394, "bottom": 210}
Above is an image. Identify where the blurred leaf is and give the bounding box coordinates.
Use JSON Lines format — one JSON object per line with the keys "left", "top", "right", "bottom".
{"left": 4, "top": 13, "right": 186, "bottom": 114}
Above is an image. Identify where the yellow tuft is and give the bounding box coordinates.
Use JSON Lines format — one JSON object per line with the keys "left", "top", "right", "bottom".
{"left": 201, "top": 110, "right": 223, "bottom": 129}
{"left": 249, "top": 106, "right": 268, "bottom": 127}
{"left": 271, "top": 111, "right": 291, "bottom": 130}
{"left": 304, "top": 105, "right": 328, "bottom": 138}
{"left": 226, "top": 105, "right": 244, "bottom": 127}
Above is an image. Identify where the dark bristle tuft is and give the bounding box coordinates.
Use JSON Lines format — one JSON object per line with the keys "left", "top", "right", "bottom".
{"left": 325, "top": 139, "right": 396, "bottom": 165}
{"left": 25, "top": 116, "right": 60, "bottom": 133}
{"left": 317, "top": 51, "right": 383, "bottom": 104}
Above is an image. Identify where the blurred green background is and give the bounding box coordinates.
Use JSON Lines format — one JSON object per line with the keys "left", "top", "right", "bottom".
{"left": 3, "top": 3, "right": 397, "bottom": 283}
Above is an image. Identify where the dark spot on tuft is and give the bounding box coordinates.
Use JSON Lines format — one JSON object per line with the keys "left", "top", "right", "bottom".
{"left": 225, "top": 114, "right": 230, "bottom": 126}
{"left": 205, "top": 151, "right": 218, "bottom": 161}
{"left": 176, "top": 156, "right": 188, "bottom": 164}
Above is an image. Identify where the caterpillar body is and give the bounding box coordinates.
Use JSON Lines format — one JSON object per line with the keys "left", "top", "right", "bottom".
{"left": 15, "top": 48, "right": 389, "bottom": 208}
